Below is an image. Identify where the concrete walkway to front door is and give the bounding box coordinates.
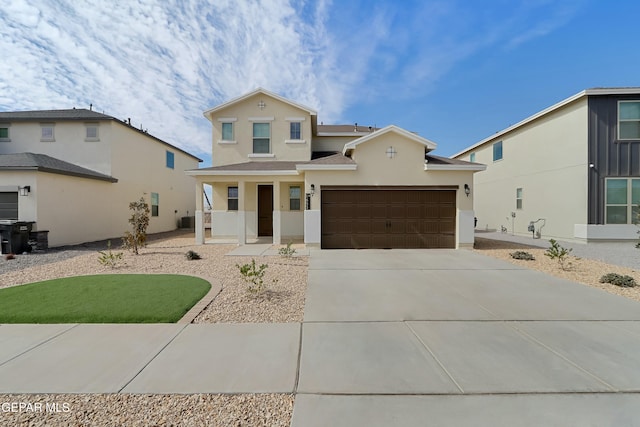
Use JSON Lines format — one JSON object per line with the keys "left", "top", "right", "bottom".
{"left": 293, "top": 249, "right": 640, "bottom": 426}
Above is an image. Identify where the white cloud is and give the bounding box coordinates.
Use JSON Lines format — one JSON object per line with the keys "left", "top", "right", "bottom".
{"left": 0, "top": 0, "right": 584, "bottom": 162}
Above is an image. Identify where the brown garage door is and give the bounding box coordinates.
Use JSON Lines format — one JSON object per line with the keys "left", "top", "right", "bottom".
{"left": 321, "top": 187, "right": 456, "bottom": 249}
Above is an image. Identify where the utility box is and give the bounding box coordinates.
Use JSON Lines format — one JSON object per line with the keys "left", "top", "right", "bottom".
{"left": 181, "top": 216, "right": 195, "bottom": 229}
{"left": 0, "top": 221, "right": 35, "bottom": 254}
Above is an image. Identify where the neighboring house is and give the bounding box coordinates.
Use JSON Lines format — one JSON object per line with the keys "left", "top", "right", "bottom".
{"left": 451, "top": 87, "right": 640, "bottom": 242}
{"left": 186, "top": 88, "right": 485, "bottom": 249}
{"left": 0, "top": 108, "right": 202, "bottom": 248}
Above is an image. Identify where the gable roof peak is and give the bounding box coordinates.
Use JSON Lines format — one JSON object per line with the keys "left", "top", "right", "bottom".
{"left": 342, "top": 124, "right": 437, "bottom": 155}
{"left": 203, "top": 88, "right": 317, "bottom": 120}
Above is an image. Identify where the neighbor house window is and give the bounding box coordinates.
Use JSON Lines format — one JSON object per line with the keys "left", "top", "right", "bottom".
{"left": 493, "top": 141, "right": 503, "bottom": 161}
{"left": 290, "top": 122, "right": 301, "bottom": 140}
{"left": 166, "top": 151, "right": 175, "bottom": 169}
{"left": 85, "top": 123, "right": 99, "bottom": 141}
{"left": 221, "top": 122, "right": 234, "bottom": 141}
{"left": 619, "top": 101, "right": 640, "bottom": 140}
{"left": 253, "top": 123, "right": 270, "bottom": 153}
{"left": 0, "top": 125, "right": 10, "bottom": 142}
{"left": 605, "top": 178, "right": 640, "bottom": 224}
{"left": 40, "top": 124, "right": 55, "bottom": 142}
{"left": 289, "top": 186, "right": 301, "bottom": 211}
{"left": 516, "top": 188, "right": 523, "bottom": 210}
{"left": 151, "top": 192, "right": 159, "bottom": 217}
{"left": 228, "top": 186, "right": 238, "bottom": 211}
{"left": 469, "top": 152, "right": 476, "bottom": 162}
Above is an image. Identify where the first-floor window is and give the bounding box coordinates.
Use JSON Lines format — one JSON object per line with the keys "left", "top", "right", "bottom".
{"left": 605, "top": 178, "right": 640, "bottom": 224}
{"left": 151, "top": 192, "right": 159, "bottom": 217}
{"left": 228, "top": 186, "right": 238, "bottom": 211}
{"left": 289, "top": 186, "right": 301, "bottom": 210}
{"left": 516, "top": 188, "right": 523, "bottom": 210}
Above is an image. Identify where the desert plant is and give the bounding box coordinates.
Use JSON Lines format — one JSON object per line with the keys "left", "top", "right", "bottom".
{"left": 97, "top": 240, "right": 124, "bottom": 268}
{"left": 510, "top": 251, "right": 535, "bottom": 261}
{"left": 236, "top": 259, "right": 268, "bottom": 293}
{"left": 122, "top": 196, "right": 150, "bottom": 255}
{"left": 278, "top": 241, "right": 296, "bottom": 258}
{"left": 544, "top": 239, "right": 573, "bottom": 270}
{"left": 185, "top": 250, "right": 201, "bottom": 260}
{"left": 600, "top": 273, "right": 637, "bottom": 288}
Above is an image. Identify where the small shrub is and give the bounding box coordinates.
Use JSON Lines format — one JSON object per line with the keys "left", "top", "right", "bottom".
{"left": 185, "top": 250, "right": 201, "bottom": 260}
{"left": 97, "top": 241, "right": 124, "bottom": 268}
{"left": 278, "top": 241, "right": 296, "bottom": 258}
{"left": 236, "top": 259, "right": 269, "bottom": 293}
{"left": 544, "top": 239, "right": 573, "bottom": 270}
{"left": 600, "top": 273, "right": 637, "bottom": 288}
{"left": 510, "top": 251, "right": 535, "bottom": 261}
{"left": 122, "top": 196, "right": 150, "bottom": 255}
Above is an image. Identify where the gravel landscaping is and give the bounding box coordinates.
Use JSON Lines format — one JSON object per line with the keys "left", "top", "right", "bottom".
{"left": 0, "top": 231, "right": 305, "bottom": 426}
{"left": 474, "top": 237, "right": 640, "bottom": 303}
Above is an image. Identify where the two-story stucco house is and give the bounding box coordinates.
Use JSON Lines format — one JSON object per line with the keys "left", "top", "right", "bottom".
{"left": 451, "top": 87, "right": 640, "bottom": 242}
{"left": 0, "top": 108, "right": 202, "bottom": 248}
{"left": 187, "top": 88, "right": 485, "bottom": 249}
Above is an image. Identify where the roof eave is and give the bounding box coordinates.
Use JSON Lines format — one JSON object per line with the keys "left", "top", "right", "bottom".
{"left": 185, "top": 169, "right": 300, "bottom": 176}
{"left": 203, "top": 88, "right": 318, "bottom": 120}
{"left": 296, "top": 164, "right": 357, "bottom": 171}
{"left": 424, "top": 164, "right": 487, "bottom": 171}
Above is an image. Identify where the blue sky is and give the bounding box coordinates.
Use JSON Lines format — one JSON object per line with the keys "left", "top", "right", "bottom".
{"left": 1, "top": 0, "right": 639, "bottom": 165}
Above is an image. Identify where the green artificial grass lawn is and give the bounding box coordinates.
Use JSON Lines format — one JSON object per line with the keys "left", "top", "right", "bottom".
{"left": 0, "top": 274, "right": 211, "bottom": 323}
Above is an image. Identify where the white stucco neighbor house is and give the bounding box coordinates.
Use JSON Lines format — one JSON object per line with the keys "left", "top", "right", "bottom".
{"left": 451, "top": 87, "right": 640, "bottom": 242}
{"left": 186, "top": 88, "right": 485, "bottom": 249}
{"left": 0, "top": 108, "right": 202, "bottom": 248}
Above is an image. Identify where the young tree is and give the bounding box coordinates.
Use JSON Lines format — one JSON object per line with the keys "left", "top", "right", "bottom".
{"left": 122, "top": 196, "right": 150, "bottom": 255}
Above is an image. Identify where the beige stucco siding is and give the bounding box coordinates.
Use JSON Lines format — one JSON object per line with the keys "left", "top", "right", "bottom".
{"left": 0, "top": 121, "right": 113, "bottom": 175}
{"left": 312, "top": 136, "right": 360, "bottom": 152}
{"left": 210, "top": 94, "right": 312, "bottom": 166}
{"left": 109, "top": 125, "right": 198, "bottom": 235}
{"left": 305, "top": 134, "right": 474, "bottom": 212}
{"left": 469, "top": 98, "right": 589, "bottom": 239}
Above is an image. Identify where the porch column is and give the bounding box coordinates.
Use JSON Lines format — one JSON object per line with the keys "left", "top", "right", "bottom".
{"left": 272, "top": 180, "right": 281, "bottom": 245}
{"left": 195, "top": 180, "right": 204, "bottom": 244}
{"left": 237, "top": 180, "right": 246, "bottom": 245}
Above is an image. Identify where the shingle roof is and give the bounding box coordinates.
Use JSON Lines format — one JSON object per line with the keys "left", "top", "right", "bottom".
{"left": 0, "top": 153, "right": 118, "bottom": 182}
{"left": 426, "top": 154, "right": 481, "bottom": 166}
{"left": 0, "top": 108, "right": 112, "bottom": 121}
{"left": 309, "top": 151, "right": 356, "bottom": 165}
{"left": 317, "top": 124, "right": 378, "bottom": 134}
{"left": 0, "top": 108, "right": 202, "bottom": 162}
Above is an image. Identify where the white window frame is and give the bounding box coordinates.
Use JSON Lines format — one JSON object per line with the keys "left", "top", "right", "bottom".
{"left": 516, "top": 188, "right": 523, "bottom": 210}
{"left": 285, "top": 117, "right": 306, "bottom": 144}
{"left": 618, "top": 100, "right": 640, "bottom": 141}
{"left": 605, "top": 177, "right": 640, "bottom": 224}
{"left": 251, "top": 122, "right": 271, "bottom": 155}
{"left": 289, "top": 186, "right": 301, "bottom": 211}
{"left": 151, "top": 192, "right": 159, "bottom": 217}
{"left": 228, "top": 186, "right": 238, "bottom": 211}
{"left": 40, "top": 123, "right": 55, "bottom": 142}
{"left": 217, "top": 118, "right": 237, "bottom": 144}
{"left": 85, "top": 123, "right": 99, "bottom": 141}
{"left": 0, "top": 124, "right": 10, "bottom": 142}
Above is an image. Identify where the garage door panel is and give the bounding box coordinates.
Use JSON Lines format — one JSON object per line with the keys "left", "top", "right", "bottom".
{"left": 321, "top": 189, "right": 456, "bottom": 249}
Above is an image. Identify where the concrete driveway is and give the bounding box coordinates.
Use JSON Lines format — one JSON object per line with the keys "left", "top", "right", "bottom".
{"left": 293, "top": 249, "right": 640, "bottom": 426}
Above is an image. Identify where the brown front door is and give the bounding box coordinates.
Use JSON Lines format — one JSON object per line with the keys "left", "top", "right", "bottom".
{"left": 258, "top": 185, "right": 273, "bottom": 237}
{"left": 321, "top": 188, "right": 456, "bottom": 249}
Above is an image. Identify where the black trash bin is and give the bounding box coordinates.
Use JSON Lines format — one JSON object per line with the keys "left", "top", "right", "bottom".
{"left": 0, "top": 221, "right": 34, "bottom": 254}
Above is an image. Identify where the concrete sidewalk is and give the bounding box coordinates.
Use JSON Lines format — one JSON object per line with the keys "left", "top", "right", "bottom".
{"left": 1, "top": 249, "right": 640, "bottom": 426}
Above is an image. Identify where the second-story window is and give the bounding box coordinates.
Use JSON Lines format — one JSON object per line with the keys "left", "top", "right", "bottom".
{"left": 253, "top": 122, "right": 270, "bottom": 153}
{"left": 41, "top": 123, "right": 55, "bottom": 142}
{"left": 0, "top": 125, "right": 10, "bottom": 142}
{"left": 85, "top": 123, "right": 99, "bottom": 141}
{"left": 290, "top": 122, "right": 301, "bottom": 140}
{"left": 222, "top": 122, "right": 234, "bottom": 141}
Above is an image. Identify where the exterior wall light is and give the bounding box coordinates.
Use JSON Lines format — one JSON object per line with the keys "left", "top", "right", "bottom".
{"left": 19, "top": 186, "right": 31, "bottom": 196}
{"left": 464, "top": 184, "right": 471, "bottom": 197}
{"left": 310, "top": 184, "right": 315, "bottom": 196}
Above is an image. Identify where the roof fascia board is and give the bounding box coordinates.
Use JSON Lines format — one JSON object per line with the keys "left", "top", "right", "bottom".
{"left": 450, "top": 90, "right": 591, "bottom": 158}
{"left": 203, "top": 88, "right": 317, "bottom": 120}
{"left": 296, "top": 164, "right": 357, "bottom": 171}
{"left": 185, "top": 169, "right": 300, "bottom": 176}
{"left": 424, "top": 164, "right": 487, "bottom": 171}
{"left": 342, "top": 125, "right": 437, "bottom": 155}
